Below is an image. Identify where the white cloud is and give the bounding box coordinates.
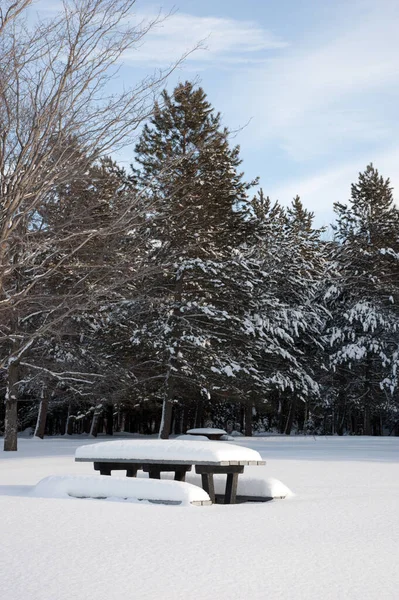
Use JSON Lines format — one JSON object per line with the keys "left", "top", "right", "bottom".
{"left": 123, "top": 12, "right": 287, "bottom": 68}
{"left": 30, "top": 3, "right": 286, "bottom": 69}
{"left": 225, "top": 0, "right": 399, "bottom": 160}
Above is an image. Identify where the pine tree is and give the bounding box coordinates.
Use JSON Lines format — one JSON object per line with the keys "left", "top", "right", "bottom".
{"left": 326, "top": 164, "right": 399, "bottom": 434}
{"left": 247, "top": 192, "right": 327, "bottom": 434}
{"left": 131, "top": 82, "right": 259, "bottom": 437}
{"left": 133, "top": 81, "right": 255, "bottom": 254}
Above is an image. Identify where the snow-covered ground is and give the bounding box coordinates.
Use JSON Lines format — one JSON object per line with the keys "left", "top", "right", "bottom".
{"left": 1, "top": 435, "right": 398, "bottom": 600}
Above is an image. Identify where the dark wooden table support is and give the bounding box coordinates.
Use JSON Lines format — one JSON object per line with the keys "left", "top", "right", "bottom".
{"left": 126, "top": 466, "right": 139, "bottom": 477}
{"left": 83, "top": 458, "right": 265, "bottom": 504}
{"left": 94, "top": 461, "right": 112, "bottom": 475}
{"left": 148, "top": 467, "right": 161, "bottom": 479}
{"left": 195, "top": 465, "right": 244, "bottom": 504}
{"left": 142, "top": 464, "right": 192, "bottom": 482}
{"left": 174, "top": 468, "right": 190, "bottom": 482}
{"left": 200, "top": 473, "right": 216, "bottom": 503}
{"left": 225, "top": 472, "right": 239, "bottom": 504}
{"left": 94, "top": 461, "right": 142, "bottom": 476}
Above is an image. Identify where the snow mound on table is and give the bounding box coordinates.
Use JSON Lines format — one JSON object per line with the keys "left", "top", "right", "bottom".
{"left": 31, "top": 475, "right": 210, "bottom": 506}
{"left": 186, "top": 428, "right": 227, "bottom": 435}
{"left": 176, "top": 434, "right": 209, "bottom": 441}
{"left": 75, "top": 439, "right": 263, "bottom": 463}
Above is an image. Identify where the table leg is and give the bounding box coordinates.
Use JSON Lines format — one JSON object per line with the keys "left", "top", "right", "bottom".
{"left": 126, "top": 466, "right": 138, "bottom": 478}
{"left": 224, "top": 472, "right": 239, "bottom": 504}
{"left": 148, "top": 467, "right": 161, "bottom": 479}
{"left": 201, "top": 473, "right": 215, "bottom": 503}
{"left": 174, "top": 470, "right": 186, "bottom": 482}
{"left": 99, "top": 464, "right": 112, "bottom": 476}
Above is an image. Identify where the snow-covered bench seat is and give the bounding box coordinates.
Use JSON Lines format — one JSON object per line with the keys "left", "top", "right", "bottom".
{"left": 75, "top": 440, "right": 265, "bottom": 504}
{"left": 185, "top": 472, "right": 292, "bottom": 503}
{"left": 32, "top": 475, "right": 212, "bottom": 506}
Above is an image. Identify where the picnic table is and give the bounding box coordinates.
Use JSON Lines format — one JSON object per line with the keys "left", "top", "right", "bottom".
{"left": 185, "top": 427, "right": 227, "bottom": 441}
{"left": 75, "top": 439, "right": 265, "bottom": 504}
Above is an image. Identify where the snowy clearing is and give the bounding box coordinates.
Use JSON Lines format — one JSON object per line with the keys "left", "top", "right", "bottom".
{"left": 1, "top": 435, "right": 399, "bottom": 600}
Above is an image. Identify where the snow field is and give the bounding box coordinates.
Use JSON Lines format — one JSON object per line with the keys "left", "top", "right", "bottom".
{"left": 1, "top": 435, "right": 399, "bottom": 600}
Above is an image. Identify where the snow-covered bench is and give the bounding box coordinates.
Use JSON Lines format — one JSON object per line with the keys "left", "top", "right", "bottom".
{"left": 31, "top": 475, "right": 212, "bottom": 506}
{"left": 185, "top": 472, "right": 292, "bottom": 502}
{"left": 75, "top": 439, "right": 266, "bottom": 504}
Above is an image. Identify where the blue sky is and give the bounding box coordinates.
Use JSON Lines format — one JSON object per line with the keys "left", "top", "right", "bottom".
{"left": 35, "top": 0, "right": 399, "bottom": 229}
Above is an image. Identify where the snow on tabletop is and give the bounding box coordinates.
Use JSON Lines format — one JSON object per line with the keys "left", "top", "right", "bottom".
{"left": 186, "top": 427, "right": 227, "bottom": 435}
{"left": 31, "top": 475, "right": 210, "bottom": 505}
{"left": 75, "top": 439, "right": 263, "bottom": 463}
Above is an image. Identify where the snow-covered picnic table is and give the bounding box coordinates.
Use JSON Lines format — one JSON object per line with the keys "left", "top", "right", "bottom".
{"left": 185, "top": 427, "right": 227, "bottom": 440}
{"left": 75, "top": 439, "right": 265, "bottom": 504}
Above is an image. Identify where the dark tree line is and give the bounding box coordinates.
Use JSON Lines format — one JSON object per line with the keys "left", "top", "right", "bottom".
{"left": 2, "top": 78, "right": 399, "bottom": 448}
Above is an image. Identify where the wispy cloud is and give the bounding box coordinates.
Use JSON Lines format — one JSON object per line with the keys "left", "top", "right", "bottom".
{"left": 30, "top": 0, "right": 399, "bottom": 228}
{"left": 225, "top": 0, "right": 399, "bottom": 161}
{"left": 31, "top": 2, "right": 287, "bottom": 69}
{"left": 124, "top": 11, "right": 287, "bottom": 68}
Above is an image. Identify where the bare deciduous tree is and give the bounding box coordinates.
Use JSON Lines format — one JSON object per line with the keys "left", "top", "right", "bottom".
{"left": 0, "top": 0, "right": 179, "bottom": 450}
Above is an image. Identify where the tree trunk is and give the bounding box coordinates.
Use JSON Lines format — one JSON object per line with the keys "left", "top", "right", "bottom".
{"left": 336, "top": 391, "right": 346, "bottom": 436}
{"left": 66, "top": 415, "right": 75, "bottom": 435}
{"left": 194, "top": 400, "right": 203, "bottom": 428}
{"left": 244, "top": 403, "right": 252, "bottom": 436}
{"left": 158, "top": 270, "right": 184, "bottom": 442}
{"left": 64, "top": 402, "right": 72, "bottom": 435}
{"left": 277, "top": 397, "right": 285, "bottom": 433}
{"left": 159, "top": 398, "right": 173, "bottom": 439}
{"left": 364, "top": 355, "right": 372, "bottom": 435}
{"left": 105, "top": 404, "right": 114, "bottom": 436}
{"left": 239, "top": 404, "right": 245, "bottom": 433}
{"left": 3, "top": 362, "right": 20, "bottom": 451}
{"left": 90, "top": 407, "right": 102, "bottom": 438}
{"left": 182, "top": 404, "right": 190, "bottom": 434}
{"left": 336, "top": 371, "right": 347, "bottom": 435}
{"left": 284, "top": 396, "right": 297, "bottom": 435}
{"left": 34, "top": 392, "right": 49, "bottom": 439}
{"left": 364, "top": 405, "right": 371, "bottom": 436}
{"left": 176, "top": 404, "right": 184, "bottom": 435}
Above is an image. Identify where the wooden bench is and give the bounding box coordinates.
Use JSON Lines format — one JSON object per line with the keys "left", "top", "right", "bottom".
{"left": 75, "top": 440, "right": 266, "bottom": 505}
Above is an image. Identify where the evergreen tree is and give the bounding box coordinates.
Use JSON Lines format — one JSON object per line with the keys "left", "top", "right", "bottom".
{"left": 132, "top": 82, "right": 259, "bottom": 437}
{"left": 247, "top": 192, "right": 327, "bottom": 434}
{"left": 326, "top": 164, "right": 399, "bottom": 434}
{"left": 133, "top": 81, "right": 255, "bottom": 254}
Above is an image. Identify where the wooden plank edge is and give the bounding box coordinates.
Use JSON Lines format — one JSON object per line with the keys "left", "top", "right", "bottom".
{"left": 75, "top": 458, "right": 239, "bottom": 466}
